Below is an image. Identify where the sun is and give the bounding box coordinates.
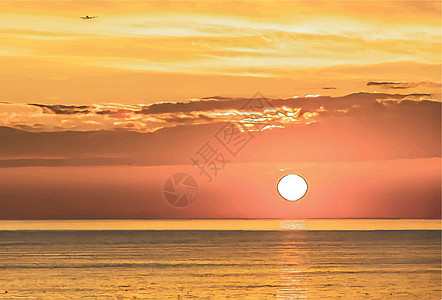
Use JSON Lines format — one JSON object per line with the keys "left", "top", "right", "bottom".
{"left": 277, "top": 174, "right": 308, "bottom": 201}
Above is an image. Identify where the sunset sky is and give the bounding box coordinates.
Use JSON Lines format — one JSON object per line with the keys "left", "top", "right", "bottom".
{"left": 0, "top": 1, "right": 440, "bottom": 103}
{"left": 0, "top": 1, "right": 440, "bottom": 219}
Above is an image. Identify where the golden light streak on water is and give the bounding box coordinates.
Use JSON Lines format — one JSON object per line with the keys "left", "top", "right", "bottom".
{"left": 0, "top": 219, "right": 439, "bottom": 231}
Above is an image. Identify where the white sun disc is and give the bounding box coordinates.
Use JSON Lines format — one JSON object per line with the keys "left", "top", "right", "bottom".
{"left": 277, "top": 174, "right": 308, "bottom": 201}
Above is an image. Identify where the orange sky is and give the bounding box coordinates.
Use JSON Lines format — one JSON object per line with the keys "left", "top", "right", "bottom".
{"left": 0, "top": 1, "right": 440, "bottom": 219}
{"left": 0, "top": 1, "right": 440, "bottom": 103}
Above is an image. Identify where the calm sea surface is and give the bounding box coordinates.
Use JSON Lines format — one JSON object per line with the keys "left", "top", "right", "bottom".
{"left": 0, "top": 222, "right": 440, "bottom": 299}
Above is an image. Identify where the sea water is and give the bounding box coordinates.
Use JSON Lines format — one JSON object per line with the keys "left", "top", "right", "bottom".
{"left": 0, "top": 220, "right": 440, "bottom": 299}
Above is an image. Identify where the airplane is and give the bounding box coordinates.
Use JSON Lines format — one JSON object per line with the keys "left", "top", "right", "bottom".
{"left": 80, "top": 16, "right": 97, "bottom": 20}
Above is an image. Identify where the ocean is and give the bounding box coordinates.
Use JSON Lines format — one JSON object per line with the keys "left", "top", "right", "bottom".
{"left": 0, "top": 220, "right": 440, "bottom": 299}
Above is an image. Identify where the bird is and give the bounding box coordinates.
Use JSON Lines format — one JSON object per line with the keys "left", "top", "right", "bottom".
{"left": 80, "top": 16, "right": 97, "bottom": 19}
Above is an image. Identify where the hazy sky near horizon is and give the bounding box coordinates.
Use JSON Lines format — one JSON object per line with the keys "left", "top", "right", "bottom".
{"left": 0, "top": 1, "right": 440, "bottom": 103}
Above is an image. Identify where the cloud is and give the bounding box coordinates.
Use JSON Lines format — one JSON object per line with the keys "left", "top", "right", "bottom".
{"left": 1, "top": 92, "right": 439, "bottom": 134}
{"left": 29, "top": 103, "right": 91, "bottom": 114}
{"left": 367, "top": 80, "right": 442, "bottom": 89}
{"left": 0, "top": 91, "right": 439, "bottom": 169}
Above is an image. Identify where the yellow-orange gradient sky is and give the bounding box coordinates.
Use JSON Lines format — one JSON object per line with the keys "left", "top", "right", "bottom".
{"left": 0, "top": 1, "right": 440, "bottom": 103}
{"left": 0, "top": 1, "right": 440, "bottom": 219}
